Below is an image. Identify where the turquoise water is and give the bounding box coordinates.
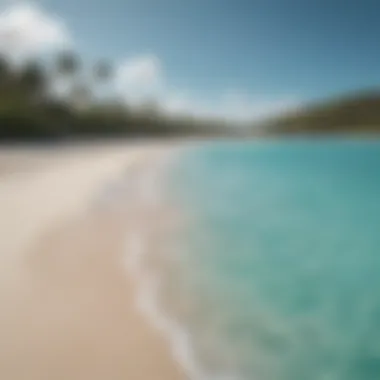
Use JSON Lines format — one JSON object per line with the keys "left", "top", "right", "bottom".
{"left": 166, "top": 140, "right": 380, "bottom": 380}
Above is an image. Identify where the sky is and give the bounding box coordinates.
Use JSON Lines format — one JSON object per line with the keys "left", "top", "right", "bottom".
{"left": 0, "top": 0, "right": 379, "bottom": 120}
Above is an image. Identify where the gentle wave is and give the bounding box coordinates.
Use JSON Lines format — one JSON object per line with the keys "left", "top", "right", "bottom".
{"left": 121, "top": 156, "right": 240, "bottom": 380}
{"left": 167, "top": 140, "right": 380, "bottom": 380}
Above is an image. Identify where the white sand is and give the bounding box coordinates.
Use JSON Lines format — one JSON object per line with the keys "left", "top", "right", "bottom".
{"left": 0, "top": 142, "right": 184, "bottom": 380}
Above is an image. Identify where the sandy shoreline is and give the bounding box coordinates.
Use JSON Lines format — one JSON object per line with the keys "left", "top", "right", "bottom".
{"left": 0, "top": 142, "right": 185, "bottom": 380}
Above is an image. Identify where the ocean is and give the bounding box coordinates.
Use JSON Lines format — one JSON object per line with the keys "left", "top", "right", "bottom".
{"left": 138, "top": 139, "right": 380, "bottom": 380}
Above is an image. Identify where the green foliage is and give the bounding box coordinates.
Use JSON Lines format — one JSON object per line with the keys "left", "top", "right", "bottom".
{"left": 93, "top": 60, "right": 112, "bottom": 82}
{"left": 0, "top": 52, "right": 225, "bottom": 141}
{"left": 17, "top": 61, "right": 47, "bottom": 101}
{"left": 55, "top": 51, "right": 81, "bottom": 77}
{"left": 267, "top": 90, "right": 380, "bottom": 135}
{"left": 1, "top": 49, "right": 380, "bottom": 141}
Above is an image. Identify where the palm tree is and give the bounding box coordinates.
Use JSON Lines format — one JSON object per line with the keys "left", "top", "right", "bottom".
{"left": 0, "top": 55, "right": 12, "bottom": 98}
{"left": 18, "top": 60, "right": 47, "bottom": 104}
{"left": 91, "top": 59, "right": 114, "bottom": 108}
{"left": 55, "top": 50, "right": 80, "bottom": 78}
{"left": 0, "top": 55, "right": 10, "bottom": 84}
{"left": 93, "top": 60, "right": 112, "bottom": 83}
{"left": 54, "top": 50, "right": 82, "bottom": 108}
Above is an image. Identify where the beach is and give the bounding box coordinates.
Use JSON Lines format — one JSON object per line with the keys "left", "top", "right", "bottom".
{"left": 2, "top": 139, "right": 380, "bottom": 380}
{"left": 0, "top": 141, "right": 184, "bottom": 380}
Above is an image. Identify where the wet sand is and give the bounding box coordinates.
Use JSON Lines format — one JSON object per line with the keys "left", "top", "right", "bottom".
{"left": 0, "top": 142, "right": 184, "bottom": 380}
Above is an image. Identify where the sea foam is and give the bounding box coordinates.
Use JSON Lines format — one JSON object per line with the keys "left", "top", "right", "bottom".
{"left": 122, "top": 154, "right": 240, "bottom": 380}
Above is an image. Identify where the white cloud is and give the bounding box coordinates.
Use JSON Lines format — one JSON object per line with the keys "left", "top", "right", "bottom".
{"left": 115, "top": 54, "right": 164, "bottom": 107}
{"left": 218, "top": 91, "right": 300, "bottom": 121}
{"left": 0, "top": 2, "right": 71, "bottom": 58}
{"left": 115, "top": 56, "right": 299, "bottom": 122}
{"left": 116, "top": 55, "right": 162, "bottom": 89}
{"left": 159, "top": 91, "right": 300, "bottom": 122}
{"left": 0, "top": 2, "right": 299, "bottom": 123}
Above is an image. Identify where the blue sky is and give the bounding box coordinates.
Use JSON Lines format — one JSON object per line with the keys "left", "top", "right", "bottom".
{"left": 1, "top": 0, "right": 379, "bottom": 119}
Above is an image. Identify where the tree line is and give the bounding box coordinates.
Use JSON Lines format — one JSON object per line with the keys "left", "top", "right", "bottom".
{"left": 3, "top": 49, "right": 377, "bottom": 141}
{"left": 264, "top": 90, "right": 380, "bottom": 135}
{"left": 0, "top": 51, "right": 233, "bottom": 141}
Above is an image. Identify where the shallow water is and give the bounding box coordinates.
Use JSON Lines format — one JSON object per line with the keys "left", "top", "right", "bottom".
{"left": 163, "top": 139, "right": 380, "bottom": 380}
